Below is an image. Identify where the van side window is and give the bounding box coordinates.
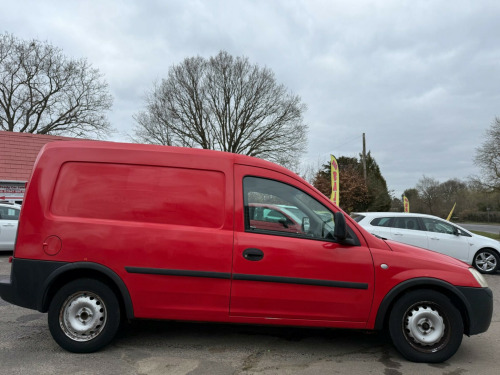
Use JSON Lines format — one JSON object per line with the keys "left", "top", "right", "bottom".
{"left": 243, "top": 176, "right": 335, "bottom": 240}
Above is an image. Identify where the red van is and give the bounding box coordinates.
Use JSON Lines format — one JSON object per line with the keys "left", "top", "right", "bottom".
{"left": 0, "top": 141, "right": 493, "bottom": 362}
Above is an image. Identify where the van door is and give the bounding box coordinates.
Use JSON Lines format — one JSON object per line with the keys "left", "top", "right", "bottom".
{"left": 230, "top": 165, "right": 374, "bottom": 324}
{"left": 50, "top": 160, "right": 234, "bottom": 322}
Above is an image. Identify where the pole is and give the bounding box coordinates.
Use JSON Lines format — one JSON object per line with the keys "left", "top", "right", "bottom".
{"left": 362, "top": 133, "right": 367, "bottom": 183}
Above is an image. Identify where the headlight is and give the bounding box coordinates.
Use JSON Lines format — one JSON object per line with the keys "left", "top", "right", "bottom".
{"left": 469, "top": 268, "right": 488, "bottom": 288}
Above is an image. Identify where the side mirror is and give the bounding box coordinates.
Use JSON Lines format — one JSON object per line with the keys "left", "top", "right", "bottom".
{"left": 302, "top": 216, "right": 310, "bottom": 232}
{"left": 334, "top": 212, "right": 347, "bottom": 241}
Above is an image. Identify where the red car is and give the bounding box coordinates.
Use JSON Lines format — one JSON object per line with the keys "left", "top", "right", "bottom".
{"left": 248, "top": 203, "right": 305, "bottom": 233}
{"left": 0, "top": 141, "right": 493, "bottom": 362}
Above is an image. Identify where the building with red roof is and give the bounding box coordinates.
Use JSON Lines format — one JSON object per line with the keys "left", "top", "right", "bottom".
{"left": 0, "top": 131, "right": 76, "bottom": 203}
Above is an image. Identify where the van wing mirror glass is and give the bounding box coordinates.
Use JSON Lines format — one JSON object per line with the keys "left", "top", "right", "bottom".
{"left": 334, "top": 212, "right": 347, "bottom": 241}
{"left": 302, "top": 217, "right": 310, "bottom": 232}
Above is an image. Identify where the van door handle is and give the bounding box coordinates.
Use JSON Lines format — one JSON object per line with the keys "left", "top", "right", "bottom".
{"left": 243, "top": 248, "right": 264, "bottom": 261}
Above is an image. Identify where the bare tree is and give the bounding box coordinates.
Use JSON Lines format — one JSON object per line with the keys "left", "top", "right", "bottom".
{"left": 475, "top": 118, "right": 500, "bottom": 191}
{"left": 0, "top": 33, "right": 113, "bottom": 138}
{"left": 402, "top": 176, "right": 500, "bottom": 221}
{"left": 133, "top": 51, "right": 307, "bottom": 168}
{"left": 416, "top": 175, "right": 441, "bottom": 215}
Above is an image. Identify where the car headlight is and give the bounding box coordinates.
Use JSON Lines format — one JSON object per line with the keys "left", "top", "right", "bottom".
{"left": 469, "top": 268, "right": 488, "bottom": 288}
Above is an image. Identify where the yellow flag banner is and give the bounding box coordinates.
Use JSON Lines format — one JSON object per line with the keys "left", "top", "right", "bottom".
{"left": 403, "top": 196, "right": 410, "bottom": 213}
{"left": 446, "top": 202, "right": 456, "bottom": 221}
{"left": 330, "top": 155, "right": 339, "bottom": 205}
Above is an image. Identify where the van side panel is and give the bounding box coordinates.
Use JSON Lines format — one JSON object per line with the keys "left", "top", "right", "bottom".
{"left": 51, "top": 162, "right": 225, "bottom": 228}
{"left": 15, "top": 144, "right": 235, "bottom": 321}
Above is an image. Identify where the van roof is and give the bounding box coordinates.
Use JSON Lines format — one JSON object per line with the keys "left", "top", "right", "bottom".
{"left": 41, "top": 140, "right": 299, "bottom": 180}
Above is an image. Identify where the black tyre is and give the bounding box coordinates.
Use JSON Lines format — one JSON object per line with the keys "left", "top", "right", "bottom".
{"left": 48, "top": 278, "right": 121, "bottom": 353}
{"left": 388, "top": 290, "right": 464, "bottom": 363}
{"left": 473, "top": 249, "right": 499, "bottom": 274}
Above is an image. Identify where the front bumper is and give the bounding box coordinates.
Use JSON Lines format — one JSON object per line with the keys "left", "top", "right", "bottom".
{"left": 457, "top": 286, "right": 493, "bottom": 335}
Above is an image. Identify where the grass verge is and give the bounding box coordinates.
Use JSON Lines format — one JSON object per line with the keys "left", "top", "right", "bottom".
{"left": 470, "top": 230, "right": 500, "bottom": 240}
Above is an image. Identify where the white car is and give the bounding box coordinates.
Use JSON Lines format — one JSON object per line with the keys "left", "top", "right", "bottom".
{"left": 0, "top": 202, "right": 21, "bottom": 251}
{"left": 353, "top": 212, "right": 500, "bottom": 274}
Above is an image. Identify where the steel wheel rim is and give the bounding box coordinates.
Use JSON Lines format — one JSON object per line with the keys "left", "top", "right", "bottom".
{"left": 59, "top": 291, "right": 107, "bottom": 342}
{"left": 402, "top": 301, "right": 450, "bottom": 353}
{"left": 475, "top": 252, "right": 497, "bottom": 272}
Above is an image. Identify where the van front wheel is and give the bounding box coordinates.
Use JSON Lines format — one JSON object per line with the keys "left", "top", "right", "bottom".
{"left": 388, "top": 290, "right": 463, "bottom": 363}
{"left": 48, "top": 279, "right": 120, "bottom": 353}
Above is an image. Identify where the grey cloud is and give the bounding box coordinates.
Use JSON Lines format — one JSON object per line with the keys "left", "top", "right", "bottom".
{"left": 2, "top": 0, "right": 499, "bottom": 196}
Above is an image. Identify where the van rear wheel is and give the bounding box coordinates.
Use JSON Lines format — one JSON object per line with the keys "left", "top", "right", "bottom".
{"left": 48, "top": 279, "right": 120, "bottom": 352}
{"left": 388, "top": 290, "right": 463, "bottom": 363}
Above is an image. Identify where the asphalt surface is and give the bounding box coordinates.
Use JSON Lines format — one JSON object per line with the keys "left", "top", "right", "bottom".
{"left": 460, "top": 223, "right": 500, "bottom": 235}
{"left": 0, "top": 254, "right": 499, "bottom": 375}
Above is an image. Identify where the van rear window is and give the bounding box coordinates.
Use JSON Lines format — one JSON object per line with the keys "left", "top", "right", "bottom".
{"left": 51, "top": 162, "right": 225, "bottom": 228}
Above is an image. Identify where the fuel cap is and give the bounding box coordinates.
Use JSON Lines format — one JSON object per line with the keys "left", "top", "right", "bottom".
{"left": 43, "top": 235, "right": 62, "bottom": 256}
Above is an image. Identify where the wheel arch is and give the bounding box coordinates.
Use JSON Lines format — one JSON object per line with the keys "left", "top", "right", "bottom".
{"left": 374, "top": 278, "right": 472, "bottom": 335}
{"left": 38, "top": 262, "right": 134, "bottom": 320}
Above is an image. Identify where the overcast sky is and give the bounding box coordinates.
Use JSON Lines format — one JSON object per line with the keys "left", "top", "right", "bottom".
{"left": 2, "top": 0, "right": 499, "bottom": 197}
